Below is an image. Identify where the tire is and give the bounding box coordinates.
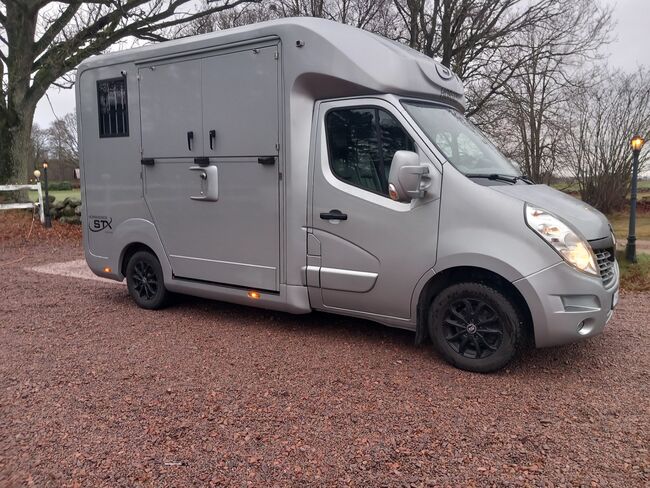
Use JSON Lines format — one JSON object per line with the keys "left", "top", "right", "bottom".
{"left": 428, "top": 282, "right": 522, "bottom": 373}
{"left": 125, "top": 251, "right": 170, "bottom": 310}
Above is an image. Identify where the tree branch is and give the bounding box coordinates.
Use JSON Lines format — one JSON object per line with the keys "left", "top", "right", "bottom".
{"left": 33, "top": 2, "right": 83, "bottom": 56}
{"left": 29, "top": 0, "right": 257, "bottom": 103}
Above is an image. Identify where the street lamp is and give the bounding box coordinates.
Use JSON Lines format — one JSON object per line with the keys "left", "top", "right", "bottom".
{"left": 625, "top": 135, "right": 645, "bottom": 263}
{"left": 42, "top": 162, "right": 52, "bottom": 228}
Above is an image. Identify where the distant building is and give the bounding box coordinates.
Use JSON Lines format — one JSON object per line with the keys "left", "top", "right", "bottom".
{"left": 44, "top": 159, "right": 78, "bottom": 182}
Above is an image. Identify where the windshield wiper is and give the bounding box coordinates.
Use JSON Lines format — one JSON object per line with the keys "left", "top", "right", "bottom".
{"left": 466, "top": 173, "right": 516, "bottom": 183}
{"left": 466, "top": 173, "right": 534, "bottom": 184}
{"left": 515, "top": 175, "right": 535, "bottom": 184}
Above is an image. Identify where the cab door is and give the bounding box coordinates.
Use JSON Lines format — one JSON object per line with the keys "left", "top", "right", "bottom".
{"left": 139, "top": 45, "right": 281, "bottom": 291}
{"left": 309, "top": 99, "right": 441, "bottom": 320}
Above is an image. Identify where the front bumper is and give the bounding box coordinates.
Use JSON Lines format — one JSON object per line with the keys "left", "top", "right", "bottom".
{"left": 513, "top": 260, "right": 619, "bottom": 348}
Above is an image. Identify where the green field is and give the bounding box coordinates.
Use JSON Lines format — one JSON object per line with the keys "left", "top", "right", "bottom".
{"left": 29, "top": 189, "right": 80, "bottom": 203}
{"left": 552, "top": 179, "right": 650, "bottom": 194}
{"left": 608, "top": 212, "right": 650, "bottom": 241}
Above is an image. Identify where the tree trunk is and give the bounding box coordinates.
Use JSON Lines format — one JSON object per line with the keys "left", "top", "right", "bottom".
{"left": 0, "top": 2, "right": 39, "bottom": 187}
{"left": 439, "top": 0, "right": 454, "bottom": 67}
{"left": 0, "top": 109, "right": 18, "bottom": 184}
{"left": 13, "top": 109, "right": 34, "bottom": 185}
{"left": 0, "top": 104, "right": 34, "bottom": 184}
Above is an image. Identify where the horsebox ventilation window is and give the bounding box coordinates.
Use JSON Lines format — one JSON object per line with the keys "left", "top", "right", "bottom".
{"left": 97, "top": 77, "right": 129, "bottom": 138}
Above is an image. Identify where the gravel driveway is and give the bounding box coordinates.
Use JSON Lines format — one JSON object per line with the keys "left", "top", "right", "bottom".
{"left": 1, "top": 215, "right": 649, "bottom": 487}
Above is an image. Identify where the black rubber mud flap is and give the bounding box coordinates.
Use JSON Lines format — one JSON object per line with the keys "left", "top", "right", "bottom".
{"left": 414, "top": 303, "right": 429, "bottom": 345}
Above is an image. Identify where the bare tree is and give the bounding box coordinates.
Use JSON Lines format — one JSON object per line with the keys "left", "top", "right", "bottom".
{"left": 181, "top": 0, "right": 399, "bottom": 38}
{"left": 182, "top": 1, "right": 275, "bottom": 33}
{"left": 46, "top": 112, "right": 78, "bottom": 168}
{"left": 29, "top": 122, "right": 48, "bottom": 170}
{"left": 392, "top": 0, "right": 562, "bottom": 116}
{"left": 565, "top": 68, "right": 650, "bottom": 214}
{"left": 478, "top": 0, "right": 611, "bottom": 183}
{"left": 0, "top": 0, "right": 256, "bottom": 186}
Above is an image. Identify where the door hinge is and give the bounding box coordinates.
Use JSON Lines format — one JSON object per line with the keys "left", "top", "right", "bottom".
{"left": 274, "top": 52, "right": 279, "bottom": 60}
{"left": 275, "top": 143, "right": 280, "bottom": 152}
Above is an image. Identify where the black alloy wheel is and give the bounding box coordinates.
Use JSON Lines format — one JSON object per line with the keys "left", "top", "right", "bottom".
{"left": 442, "top": 298, "right": 504, "bottom": 359}
{"left": 132, "top": 260, "right": 159, "bottom": 301}
{"left": 126, "top": 251, "right": 170, "bottom": 310}
{"left": 428, "top": 282, "right": 523, "bottom": 373}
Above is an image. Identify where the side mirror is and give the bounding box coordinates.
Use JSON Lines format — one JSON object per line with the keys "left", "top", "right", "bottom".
{"left": 388, "top": 151, "right": 432, "bottom": 202}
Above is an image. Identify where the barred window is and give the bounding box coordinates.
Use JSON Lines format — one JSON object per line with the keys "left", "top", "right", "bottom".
{"left": 97, "top": 77, "right": 129, "bottom": 138}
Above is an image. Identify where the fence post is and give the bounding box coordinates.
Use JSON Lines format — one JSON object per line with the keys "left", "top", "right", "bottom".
{"left": 36, "top": 180, "right": 45, "bottom": 224}
{"left": 43, "top": 162, "right": 52, "bottom": 228}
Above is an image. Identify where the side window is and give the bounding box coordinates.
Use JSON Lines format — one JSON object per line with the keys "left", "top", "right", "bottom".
{"left": 378, "top": 110, "right": 415, "bottom": 183}
{"left": 325, "top": 107, "right": 415, "bottom": 196}
{"left": 97, "top": 77, "right": 129, "bottom": 138}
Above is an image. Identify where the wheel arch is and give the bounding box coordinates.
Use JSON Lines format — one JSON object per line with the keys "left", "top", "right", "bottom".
{"left": 112, "top": 218, "right": 173, "bottom": 283}
{"left": 120, "top": 242, "right": 158, "bottom": 277}
{"left": 415, "top": 265, "right": 534, "bottom": 346}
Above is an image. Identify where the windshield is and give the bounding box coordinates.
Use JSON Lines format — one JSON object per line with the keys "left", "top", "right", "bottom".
{"left": 402, "top": 101, "right": 521, "bottom": 177}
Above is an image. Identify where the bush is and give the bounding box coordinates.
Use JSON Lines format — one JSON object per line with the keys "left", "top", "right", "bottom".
{"left": 47, "top": 181, "right": 73, "bottom": 191}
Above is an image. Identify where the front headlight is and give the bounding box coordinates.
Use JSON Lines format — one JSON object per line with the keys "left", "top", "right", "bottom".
{"left": 525, "top": 205, "right": 599, "bottom": 276}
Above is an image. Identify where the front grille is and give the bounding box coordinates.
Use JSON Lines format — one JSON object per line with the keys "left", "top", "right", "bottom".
{"left": 594, "top": 247, "right": 616, "bottom": 288}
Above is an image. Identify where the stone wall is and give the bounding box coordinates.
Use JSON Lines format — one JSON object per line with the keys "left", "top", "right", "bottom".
{"left": 48, "top": 196, "right": 82, "bottom": 225}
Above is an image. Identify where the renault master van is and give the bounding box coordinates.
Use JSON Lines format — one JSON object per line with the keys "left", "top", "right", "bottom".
{"left": 77, "top": 18, "right": 619, "bottom": 372}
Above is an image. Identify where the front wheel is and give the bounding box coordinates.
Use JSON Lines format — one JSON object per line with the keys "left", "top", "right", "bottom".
{"left": 428, "top": 282, "right": 523, "bottom": 373}
{"left": 125, "top": 251, "right": 170, "bottom": 310}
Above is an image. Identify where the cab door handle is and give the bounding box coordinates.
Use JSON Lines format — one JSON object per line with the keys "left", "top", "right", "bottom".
{"left": 320, "top": 209, "right": 348, "bottom": 221}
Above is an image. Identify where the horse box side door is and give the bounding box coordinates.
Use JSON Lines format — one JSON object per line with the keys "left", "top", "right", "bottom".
{"left": 139, "top": 43, "right": 281, "bottom": 291}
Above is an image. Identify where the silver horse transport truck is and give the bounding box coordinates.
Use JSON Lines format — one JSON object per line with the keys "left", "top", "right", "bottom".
{"left": 77, "top": 18, "right": 619, "bottom": 372}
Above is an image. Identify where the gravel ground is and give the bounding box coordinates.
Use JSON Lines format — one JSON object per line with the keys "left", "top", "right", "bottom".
{"left": 1, "top": 212, "right": 649, "bottom": 487}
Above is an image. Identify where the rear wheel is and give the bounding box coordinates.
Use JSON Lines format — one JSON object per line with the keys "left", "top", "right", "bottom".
{"left": 126, "top": 251, "right": 170, "bottom": 310}
{"left": 428, "top": 282, "right": 522, "bottom": 373}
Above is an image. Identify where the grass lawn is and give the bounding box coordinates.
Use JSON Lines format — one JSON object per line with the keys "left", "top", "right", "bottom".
{"left": 617, "top": 251, "right": 650, "bottom": 291}
{"left": 608, "top": 212, "right": 650, "bottom": 241}
{"left": 28, "top": 189, "right": 80, "bottom": 204}
{"left": 552, "top": 179, "right": 650, "bottom": 194}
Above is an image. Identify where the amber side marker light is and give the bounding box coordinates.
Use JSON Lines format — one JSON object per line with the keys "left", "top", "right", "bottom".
{"left": 103, "top": 267, "right": 112, "bottom": 274}
{"left": 248, "top": 290, "right": 261, "bottom": 299}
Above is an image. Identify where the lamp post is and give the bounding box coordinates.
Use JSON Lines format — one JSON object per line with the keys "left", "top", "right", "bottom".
{"left": 42, "top": 162, "right": 52, "bottom": 228}
{"left": 625, "top": 135, "right": 645, "bottom": 263}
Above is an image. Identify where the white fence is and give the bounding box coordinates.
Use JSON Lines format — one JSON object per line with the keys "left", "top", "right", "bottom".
{"left": 0, "top": 184, "right": 45, "bottom": 223}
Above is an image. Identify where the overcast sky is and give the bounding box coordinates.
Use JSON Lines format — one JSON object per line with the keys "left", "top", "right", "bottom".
{"left": 33, "top": 0, "right": 650, "bottom": 127}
